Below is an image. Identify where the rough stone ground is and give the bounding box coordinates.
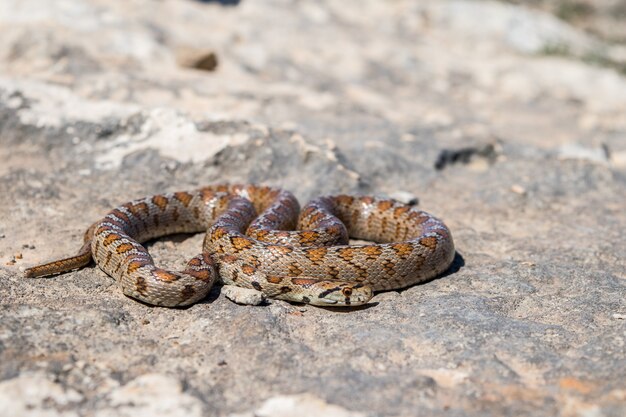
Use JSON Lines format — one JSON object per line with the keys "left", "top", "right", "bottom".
{"left": 0, "top": 1, "right": 625, "bottom": 416}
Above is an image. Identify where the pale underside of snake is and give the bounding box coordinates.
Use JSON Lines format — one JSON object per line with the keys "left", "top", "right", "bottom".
{"left": 25, "top": 184, "right": 455, "bottom": 307}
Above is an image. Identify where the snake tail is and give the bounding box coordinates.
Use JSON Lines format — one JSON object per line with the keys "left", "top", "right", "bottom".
{"left": 24, "top": 241, "right": 93, "bottom": 278}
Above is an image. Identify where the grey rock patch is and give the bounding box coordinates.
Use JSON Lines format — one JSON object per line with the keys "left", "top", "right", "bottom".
{"left": 104, "top": 374, "right": 203, "bottom": 417}
{"left": 222, "top": 285, "right": 266, "bottom": 306}
{"left": 557, "top": 143, "right": 610, "bottom": 163}
{"left": 423, "top": 0, "right": 597, "bottom": 55}
{"left": 0, "top": 373, "right": 83, "bottom": 417}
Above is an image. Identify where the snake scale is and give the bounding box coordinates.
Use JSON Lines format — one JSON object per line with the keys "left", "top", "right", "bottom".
{"left": 25, "top": 184, "right": 455, "bottom": 307}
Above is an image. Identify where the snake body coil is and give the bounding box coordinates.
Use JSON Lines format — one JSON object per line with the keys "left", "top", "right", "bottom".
{"left": 25, "top": 184, "right": 455, "bottom": 307}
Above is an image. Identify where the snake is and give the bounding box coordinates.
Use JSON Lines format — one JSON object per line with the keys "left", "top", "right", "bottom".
{"left": 24, "top": 184, "right": 455, "bottom": 307}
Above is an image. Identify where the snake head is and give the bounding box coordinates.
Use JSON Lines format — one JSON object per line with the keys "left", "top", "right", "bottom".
{"left": 309, "top": 281, "right": 373, "bottom": 306}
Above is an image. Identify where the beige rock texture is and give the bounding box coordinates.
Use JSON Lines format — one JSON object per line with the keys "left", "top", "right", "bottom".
{"left": 0, "top": 0, "right": 625, "bottom": 416}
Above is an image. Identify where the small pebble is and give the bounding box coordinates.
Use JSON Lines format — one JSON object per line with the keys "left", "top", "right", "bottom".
{"left": 222, "top": 285, "right": 266, "bottom": 306}
{"left": 511, "top": 184, "right": 526, "bottom": 194}
{"left": 389, "top": 191, "right": 419, "bottom": 206}
{"left": 557, "top": 143, "right": 609, "bottom": 163}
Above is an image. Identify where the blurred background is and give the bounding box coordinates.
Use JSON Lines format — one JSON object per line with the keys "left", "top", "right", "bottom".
{"left": 1, "top": 0, "right": 625, "bottom": 189}
{"left": 1, "top": 1, "right": 625, "bottom": 417}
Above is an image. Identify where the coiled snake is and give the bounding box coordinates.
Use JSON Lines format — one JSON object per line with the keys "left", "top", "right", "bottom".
{"left": 25, "top": 184, "right": 455, "bottom": 307}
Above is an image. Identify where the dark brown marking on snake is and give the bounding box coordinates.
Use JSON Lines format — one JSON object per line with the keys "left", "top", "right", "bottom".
{"left": 153, "top": 214, "right": 160, "bottom": 228}
{"left": 231, "top": 236, "right": 254, "bottom": 252}
{"left": 335, "top": 195, "right": 355, "bottom": 206}
{"left": 193, "top": 206, "right": 200, "bottom": 219}
{"left": 327, "top": 265, "right": 340, "bottom": 279}
{"left": 241, "top": 264, "right": 256, "bottom": 275}
{"left": 298, "top": 231, "right": 320, "bottom": 245}
{"left": 200, "top": 188, "right": 216, "bottom": 202}
{"left": 435, "top": 228, "right": 450, "bottom": 240}
{"left": 127, "top": 202, "right": 150, "bottom": 217}
{"left": 103, "top": 233, "right": 121, "bottom": 247}
{"left": 303, "top": 247, "right": 328, "bottom": 264}
{"left": 391, "top": 243, "right": 413, "bottom": 259}
{"left": 267, "top": 275, "right": 283, "bottom": 284}
{"left": 264, "top": 213, "right": 279, "bottom": 223}
{"left": 300, "top": 206, "right": 316, "bottom": 219}
{"left": 250, "top": 229, "right": 270, "bottom": 241}
{"left": 172, "top": 207, "right": 180, "bottom": 222}
{"left": 135, "top": 276, "right": 148, "bottom": 296}
{"left": 363, "top": 245, "right": 383, "bottom": 260}
{"left": 280, "top": 286, "right": 292, "bottom": 293}
{"left": 324, "top": 224, "right": 344, "bottom": 237}
{"left": 248, "top": 255, "right": 261, "bottom": 268}
{"left": 302, "top": 296, "right": 311, "bottom": 303}
{"left": 174, "top": 191, "right": 193, "bottom": 207}
{"left": 251, "top": 281, "right": 262, "bottom": 291}
{"left": 407, "top": 210, "right": 421, "bottom": 220}
{"left": 153, "top": 269, "right": 179, "bottom": 282}
{"left": 211, "top": 226, "right": 228, "bottom": 240}
{"left": 93, "top": 239, "right": 100, "bottom": 256}
{"left": 318, "top": 285, "right": 341, "bottom": 299}
{"left": 215, "top": 184, "right": 229, "bottom": 193}
{"left": 393, "top": 206, "right": 410, "bottom": 218}
{"left": 377, "top": 200, "right": 393, "bottom": 211}
{"left": 184, "top": 264, "right": 212, "bottom": 281}
{"left": 188, "top": 257, "right": 202, "bottom": 267}
{"left": 381, "top": 217, "right": 388, "bottom": 234}
{"left": 152, "top": 195, "right": 168, "bottom": 211}
{"left": 104, "top": 251, "right": 113, "bottom": 266}
{"left": 354, "top": 265, "right": 368, "bottom": 280}
{"left": 127, "top": 259, "right": 147, "bottom": 274}
{"left": 111, "top": 209, "right": 131, "bottom": 225}
{"left": 309, "top": 212, "right": 325, "bottom": 225}
{"left": 104, "top": 217, "right": 127, "bottom": 231}
{"left": 115, "top": 243, "right": 134, "bottom": 254}
{"left": 288, "top": 262, "right": 303, "bottom": 276}
{"left": 220, "top": 254, "right": 238, "bottom": 264}
{"left": 382, "top": 259, "right": 396, "bottom": 275}
{"left": 95, "top": 225, "right": 109, "bottom": 236}
{"left": 267, "top": 245, "right": 293, "bottom": 255}
{"left": 416, "top": 215, "right": 430, "bottom": 225}
{"left": 419, "top": 236, "right": 438, "bottom": 250}
{"left": 351, "top": 209, "right": 360, "bottom": 227}
{"left": 338, "top": 247, "right": 355, "bottom": 262}
{"left": 180, "top": 285, "right": 196, "bottom": 301}
{"left": 291, "top": 278, "right": 319, "bottom": 286}
{"left": 202, "top": 253, "right": 213, "bottom": 266}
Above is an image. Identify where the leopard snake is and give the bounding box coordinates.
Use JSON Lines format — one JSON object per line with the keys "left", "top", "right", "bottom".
{"left": 25, "top": 184, "right": 455, "bottom": 307}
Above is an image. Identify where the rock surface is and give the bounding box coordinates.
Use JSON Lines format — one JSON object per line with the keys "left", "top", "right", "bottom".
{"left": 1, "top": 1, "right": 625, "bottom": 416}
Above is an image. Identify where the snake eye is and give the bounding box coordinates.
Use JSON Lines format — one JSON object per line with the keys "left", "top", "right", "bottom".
{"left": 342, "top": 288, "right": 353, "bottom": 297}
